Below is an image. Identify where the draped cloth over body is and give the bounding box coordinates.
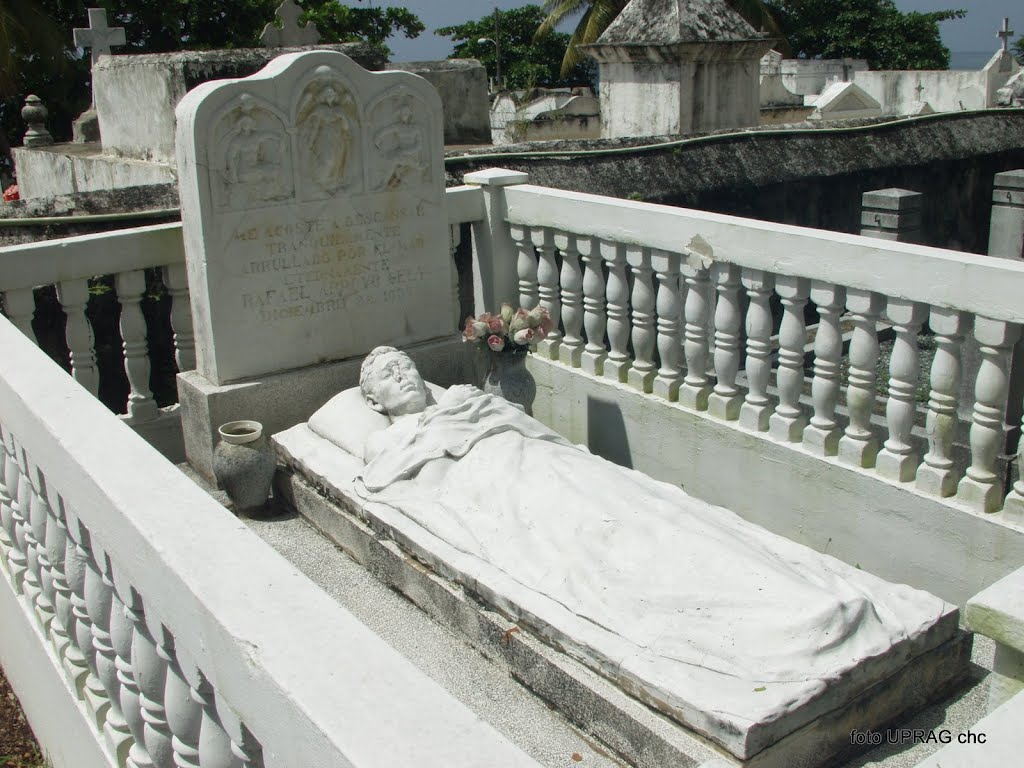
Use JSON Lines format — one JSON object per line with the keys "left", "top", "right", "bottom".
{"left": 355, "top": 390, "right": 949, "bottom": 741}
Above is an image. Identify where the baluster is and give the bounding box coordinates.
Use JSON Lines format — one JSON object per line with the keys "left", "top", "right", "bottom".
{"left": 602, "top": 241, "right": 631, "bottom": 382}
{"left": 56, "top": 278, "right": 99, "bottom": 395}
{"left": 554, "top": 232, "right": 584, "bottom": 367}
{"left": 88, "top": 549, "right": 133, "bottom": 758}
{"left": 769, "top": 276, "right": 810, "bottom": 442}
{"left": 916, "top": 309, "right": 966, "bottom": 496}
{"left": 134, "top": 616, "right": 175, "bottom": 768}
{"left": 226, "top": 718, "right": 263, "bottom": 768}
{"left": 838, "top": 290, "right": 885, "bottom": 467}
{"left": 803, "top": 282, "right": 847, "bottom": 455}
{"left": 876, "top": 300, "right": 927, "bottom": 482}
{"left": 531, "top": 227, "right": 562, "bottom": 359}
{"left": 679, "top": 259, "right": 712, "bottom": 411}
{"left": 120, "top": 588, "right": 154, "bottom": 768}
{"left": 69, "top": 521, "right": 113, "bottom": 727}
{"left": 13, "top": 443, "right": 39, "bottom": 606}
{"left": 61, "top": 508, "right": 91, "bottom": 693}
{"left": 652, "top": 250, "right": 683, "bottom": 401}
{"left": 115, "top": 269, "right": 160, "bottom": 422}
{"left": 957, "top": 318, "right": 1021, "bottom": 512}
{"left": 707, "top": 263, "right": 743, "bottom": 420}
{"left": 44, "top": 492, "right": 71, "bottom": 661}
{"left": 164, "top": 264, "right": 196, "bottom": 373}
{"left": 0, "top": 426, "right": 16, "bottom": 574}
{"left": 509, "top": 224, "right": 539, "bottom": 310}
{"left": 165, "top": 640, "right": 202, "bottom": 768}
{"left": 2, "top": 287, "right": 37, "bottom": 341}
{"left": 739, "top": 269, "right": 775, "bottom": 431}
{"left": 4, "top": 432, "right": 29, "bottom": 592}
{"left": 26, "top": 460, "right": 56, "bottom": 630}
{"left": 626, "top": 247, "right": 656, "bottom": 392}
{"left": 579, "top": 237, "right": 607, "bottom": 376}
{"left": 196, "top": 678, "right": 236, "bottom": 768}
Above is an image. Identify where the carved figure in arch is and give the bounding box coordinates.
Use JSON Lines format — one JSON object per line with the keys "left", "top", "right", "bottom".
{"left": 371, "top": 93, "right": 428, "bottom": 191}
{"left": 219, "top": 97, "right": 291, "bottom": 208}
{"left": 296, "top": 80, "right": 358, "bottom": 196}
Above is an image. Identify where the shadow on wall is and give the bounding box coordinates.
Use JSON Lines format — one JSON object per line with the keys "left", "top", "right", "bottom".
{"left": 588, "top": 396, "right": 632, "bottom": 469}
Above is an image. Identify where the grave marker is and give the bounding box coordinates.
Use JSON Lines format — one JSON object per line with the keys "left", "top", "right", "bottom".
{"left": 261, "top": 0, "right": 321, "bottom": 48}
{"left": 176, "top": 51, "right": 454, "bottom": 385}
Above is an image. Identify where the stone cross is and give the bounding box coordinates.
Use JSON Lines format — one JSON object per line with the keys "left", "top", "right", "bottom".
{"left": 998, "top": 18, "right": 1015, "bottom": 53}
{"left": 73, "top": 8, "right": 126, "bottom": 66}
{"left": 914, "top": 81, "right": 925, "bottom": 100}
{"left": 261, "top": 0, "right": 321, "bottom": 48}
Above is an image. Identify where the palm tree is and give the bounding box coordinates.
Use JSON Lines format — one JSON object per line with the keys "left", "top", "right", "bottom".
{"left": 536, "top": 0, "right": 786, "bottom": 78}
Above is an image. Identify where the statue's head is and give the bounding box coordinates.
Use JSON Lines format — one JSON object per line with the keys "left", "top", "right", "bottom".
{"left": 359, "top": 346, "right": 428, "bottom": 417}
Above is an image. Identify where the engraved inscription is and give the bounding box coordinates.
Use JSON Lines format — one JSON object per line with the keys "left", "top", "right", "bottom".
{"left": 296, "top": 73, "right": 360, "bottom": 199}
{"left": 232, "top": 202, "right": 431, "bottom": 324}
{"left": 213, "top": 94, "right": 293, "bottom": 210}
{"left": 370, "top": 90, "right": 429, "bottom": 191}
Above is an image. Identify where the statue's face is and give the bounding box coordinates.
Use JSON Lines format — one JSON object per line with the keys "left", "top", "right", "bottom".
{"left": 365, "top": 351, "right": 427, "bottom": 416}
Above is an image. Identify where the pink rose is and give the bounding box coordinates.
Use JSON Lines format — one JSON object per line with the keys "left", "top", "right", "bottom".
{"left": 487, "top": 316, "right": 505, "bottom": 334}
{"left": 527, "top": 306, "right": 552, "bottom": 333}
{"left": 509, "top": 308, "right": 530, "bottom": 333}
{"left": 500, "top": 302, "right": 515, "bottom": 325}
{"left": 513, "top": 327, "right": 538, "bottom": 345}
{"left": 487, "top": 334, "right": 506, "bottom": 352}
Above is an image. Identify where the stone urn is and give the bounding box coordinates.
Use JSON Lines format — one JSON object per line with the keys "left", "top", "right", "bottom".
{"left": 212, "top": 420, "right": 276, "bottom": 516}
{"left": 482, "top": 352, "right": 536, "bottom": 415}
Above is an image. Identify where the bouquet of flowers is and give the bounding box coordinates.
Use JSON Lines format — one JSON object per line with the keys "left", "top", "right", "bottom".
{"left": 462, "top": 302, "right": 553, "bottom": 356}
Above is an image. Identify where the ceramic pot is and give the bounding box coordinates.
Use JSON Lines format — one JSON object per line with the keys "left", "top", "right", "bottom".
{"left": 482, "top": 353, "right": 536, "bottom": 415}
{"left": 212, "top": 420, "right": 276, "bottom": 516}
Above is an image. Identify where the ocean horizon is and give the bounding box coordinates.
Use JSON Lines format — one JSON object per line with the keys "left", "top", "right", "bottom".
{"left": 948, "top": 50, "right": 1000, "bottom": 70}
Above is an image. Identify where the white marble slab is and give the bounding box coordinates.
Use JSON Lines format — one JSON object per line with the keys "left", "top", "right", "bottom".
{"left": 176, "top": 51, "right": 454, "bottom": 384}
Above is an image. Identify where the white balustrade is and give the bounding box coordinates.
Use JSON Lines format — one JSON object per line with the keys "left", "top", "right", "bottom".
{"left": 60, "top": 509, "right": 91, "bottom": 694}
{"left": 916, "top": 309, "right": 966, "bottom": 496}
{"left": 45, "top": 494, "right": 71, "bottom": 662}
{"left": 738, "top": 269, "right": 774, "bottom": 432}
{"left": 679, "top": 261, "right": 712, "bottom": 411}
{"left": 56, "top": 278, "right": 100, "bottom": 395}
{"left": 768, "top": 276, "right": 810, "bottom": 442}
{"left": 626, "top": 246, "right": 656, "bottom": 393}
{"left": 958, "top": 318, "right": 1022, "bottom": 512}
{"left": 579, "top": 237, "right": 608, "bottom": 377}
{"left": 531, "top": 227, "right": 562, "bottom": 359}
{"left": 876, "top": 300, "right": 927, "bottom": 482}
{"left": 2, "top": 287, "right": 36, "bottom": 341}
{"left": 652, "top": 249, "right": 683, "bottom": 401}
{"left": 803, "top": 282, "right": 846, "bottom": 455}
{"left": 707, "top": 263, "right": 743, "bottom": 420}
{"left": 165, "top": 640, "right": 203, "bottom": 768}
{"left": 27, "top": 460, "right": 56, "bottom": 630}
{"left": 8, "top": 436, "right": 30, "bottom": 593}
{"left": 18, "top": 447, "right": 43, "bottom": 615}
{"left": 602, "top": 241, "right": 631, "bottom": 383}
{"left": 164, "top": 263, "right": 196, "bottom": 374}
{"left": 554, "top": 231, "right": 585, "bottom": 367}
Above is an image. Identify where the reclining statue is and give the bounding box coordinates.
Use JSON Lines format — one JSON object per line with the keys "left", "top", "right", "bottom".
{"left": 296, "top": 345, "right": 955, "bottom": 754}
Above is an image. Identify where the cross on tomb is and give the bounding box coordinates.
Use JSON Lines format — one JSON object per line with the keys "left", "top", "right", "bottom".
{"left": 73, "top": 8, "right": 126, "bottom": 67}
{"left": 998, "top": 17, "right": 1015, "bottom": 53}
{"left": 261, "top": 0, "right": 321, "bottom": 48}
{"left": 914, "top": 81, "right": 925, "bottom": 100}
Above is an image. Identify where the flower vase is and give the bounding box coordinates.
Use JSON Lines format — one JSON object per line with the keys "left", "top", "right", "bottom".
{"left": 212, "top": 420, "right": 277, "bottom": 517}
{"left": 483, "top": 353, "right": 536, "bottom": 415}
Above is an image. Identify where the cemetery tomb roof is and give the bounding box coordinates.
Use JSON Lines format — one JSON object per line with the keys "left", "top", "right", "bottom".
{"left": 597, "top": 0, "right": 763, "bottom": 45}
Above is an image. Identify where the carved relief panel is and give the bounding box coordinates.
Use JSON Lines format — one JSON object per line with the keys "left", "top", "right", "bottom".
{"left": 368, "top": 89, "right": 431, "bottom": 192}
{"left": 210, "top": 94, "right": 293, "bottom": 210}
{"left": 294, "top": 71, "right": 362, "bottom": 201}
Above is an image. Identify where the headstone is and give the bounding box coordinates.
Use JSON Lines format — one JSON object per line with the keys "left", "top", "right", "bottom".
{"left": 175, "top": 51, "right": 455, "bottom": 385}
{"left": 261, "top": 0, "right": 320, "bottom": 48}
{"left": 72, "top": 7, "right": 127, "bottom": 142}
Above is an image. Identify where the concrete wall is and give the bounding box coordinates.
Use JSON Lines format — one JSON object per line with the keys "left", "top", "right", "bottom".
{"left": 11, "top": 145, "right": 174, "bottom": 199}
{"left": 854, "top": 51, "right": 1020, "bottom": 115}
{"left": 527, "top": 355, "right": 1024, "bottom": 606}
{"left": 386, "top": 60, "right": 490, "bottom": 145}
{"left": 599, "top": 60, "right": 684, "bottom": 137}
{"left": 447, "top": 111, "right": 1024, "bottom": 255}
{"left": 780, "top": 58, "right": 869, "bottom": 96}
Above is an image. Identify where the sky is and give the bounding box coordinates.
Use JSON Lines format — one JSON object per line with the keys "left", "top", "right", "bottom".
{"left": 381, "top": 0, "right": 1021, "bottom": 63}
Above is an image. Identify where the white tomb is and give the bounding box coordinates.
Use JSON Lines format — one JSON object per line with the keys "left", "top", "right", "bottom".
{"left": 175, "top": 51, "right": 467, "bottom": 482}
{"left": 808, "top": 81, "right": 883, "bottom": 122}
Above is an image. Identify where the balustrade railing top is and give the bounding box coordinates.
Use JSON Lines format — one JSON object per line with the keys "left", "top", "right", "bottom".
{"left": 0, "top": 313, "right": 538, "bottom": 767}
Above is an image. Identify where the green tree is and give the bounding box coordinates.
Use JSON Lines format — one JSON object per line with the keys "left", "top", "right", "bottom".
{"left": 764, "top": 0, "right": 965, "bottom": 70}
{"left": 1014, "top": 35, "right": 1023, "bottom": 65}
{"left": 437, "top": 5, "right": 594, "bottom": 90}
{"left": 1, "top": 1, "right": 423, "bottom": 176}
{"left": 536, "top": 0, "right": 785, "bottom": 79}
